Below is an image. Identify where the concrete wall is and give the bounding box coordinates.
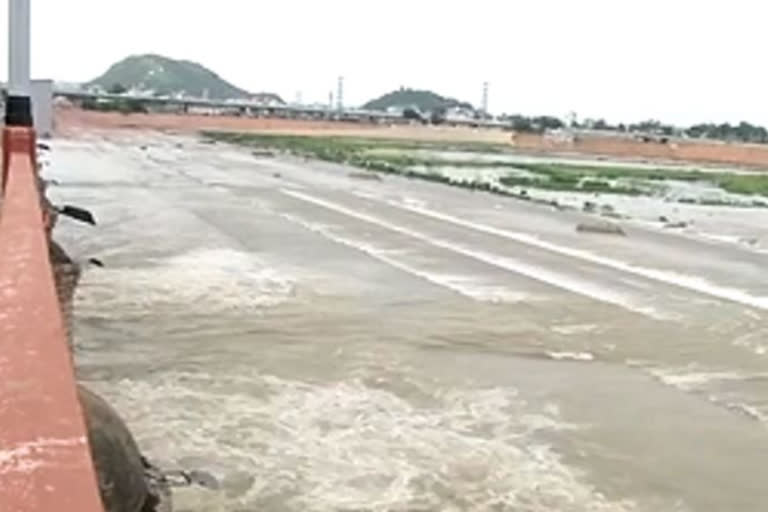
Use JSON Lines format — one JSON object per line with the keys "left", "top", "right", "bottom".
{"left": 31, "top": 79, "right": 53, "bottom": 138}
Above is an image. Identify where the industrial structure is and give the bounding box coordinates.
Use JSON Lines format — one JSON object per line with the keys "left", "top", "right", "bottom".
{"left": 337, "top": 75, "right": 344, "bottom": 112}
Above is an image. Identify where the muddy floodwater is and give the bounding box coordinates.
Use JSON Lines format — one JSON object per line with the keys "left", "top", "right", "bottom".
{"left": 47, "top": 132, "right": 768, "bottom": 511}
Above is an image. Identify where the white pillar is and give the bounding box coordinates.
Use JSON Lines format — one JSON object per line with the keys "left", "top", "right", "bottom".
{"left": 8, "top": 0, "right": 31, "bottom": 96}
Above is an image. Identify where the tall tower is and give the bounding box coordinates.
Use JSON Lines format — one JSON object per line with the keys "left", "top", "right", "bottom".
{"left": 481, "top": 81, "right": 489, "bottom": 115}
{"left": 6, "top": 0, "right": 33, "bottom": 126}
{"left": 337, "top": 76, "right": 344, "bottom": 111}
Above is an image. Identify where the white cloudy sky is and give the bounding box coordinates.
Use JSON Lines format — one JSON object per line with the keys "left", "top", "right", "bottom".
{"left": 0, "top": 0, "right": 766, "bottom": 125}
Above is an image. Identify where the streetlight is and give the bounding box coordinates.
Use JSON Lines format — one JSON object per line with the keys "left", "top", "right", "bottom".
{"left": 6, "top": 0, "right": 32, "bottom": 127}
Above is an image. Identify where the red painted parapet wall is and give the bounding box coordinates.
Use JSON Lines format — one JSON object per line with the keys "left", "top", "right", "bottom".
{"left": 0, "top": 127, "right": 103, "bottom": 511}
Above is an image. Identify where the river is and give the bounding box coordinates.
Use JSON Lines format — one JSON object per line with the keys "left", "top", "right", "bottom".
{"left": 47, "top": 131, "right": 768, "bottom": 511}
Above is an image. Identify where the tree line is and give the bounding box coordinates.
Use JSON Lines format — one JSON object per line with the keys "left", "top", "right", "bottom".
{"left": 499, "top": 114, "right": 768, "bottom": 144}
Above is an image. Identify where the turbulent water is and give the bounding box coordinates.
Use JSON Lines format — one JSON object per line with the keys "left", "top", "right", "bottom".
{"left": 47, "top": 133, "right": 768, "bottom": 511}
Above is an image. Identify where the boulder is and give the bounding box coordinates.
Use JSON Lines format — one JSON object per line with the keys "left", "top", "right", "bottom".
{"left": 576, "top": 220, "right": 626, "bottom": 236}
{"left": 79, "top": 385, "right": 171, "bottom": 512}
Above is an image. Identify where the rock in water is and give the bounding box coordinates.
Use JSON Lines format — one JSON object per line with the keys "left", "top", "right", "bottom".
{"left": 49, "top": 240, "right": 80, "bottom": 351}
{"left": 348, "top": 171, "right": 382, "bottom": 181}
{"left": 78, "top": 385, "right": 172, "bottom": 512}
{"left": 576, "top": 220, "right": 626, "bottom": 236}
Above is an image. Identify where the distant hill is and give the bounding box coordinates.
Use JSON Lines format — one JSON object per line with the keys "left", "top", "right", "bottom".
{"left": 88, "top": 54, "right": 283, "bottom": 103}
{"left": 363, "top": 88, "right": 475, "bottom": 112}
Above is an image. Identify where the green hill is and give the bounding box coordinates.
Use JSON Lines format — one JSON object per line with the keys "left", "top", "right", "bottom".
{"left": 88, "top": 54, "right": 281, "bottom": 102}
{"left": 363, "top": 88, "right": 475, "bottom": 112}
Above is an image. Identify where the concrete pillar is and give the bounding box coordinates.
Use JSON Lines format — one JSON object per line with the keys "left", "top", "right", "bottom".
{"left": 6, "top": 0, "right": 33, "bottom": 126}
{"left": 8, "top": 0, "right": 31, "bottom": 95}
{"left": 31, "top": 79, "right": 53, "bottom": 138}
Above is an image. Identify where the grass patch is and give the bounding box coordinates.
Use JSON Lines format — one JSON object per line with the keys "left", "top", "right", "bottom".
{"left": 203, "top": 132, "right": 508, "bottom": 156}
{"left": 203, "top": 131, "right": 768, "bottom": 205}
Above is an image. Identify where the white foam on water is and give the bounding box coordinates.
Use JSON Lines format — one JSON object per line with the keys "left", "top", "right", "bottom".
{"left": 401, "top": 195, "right": 429, "bottom": 210}
{"left": 546, "top": 352, "right": 596, "bottom": 362}
{"left": 732, "top": 330, "right": 768, "bottom": 356}
{"left": 551, "top": 324, "right": 600, "bottom": 336}
{"left": 282, "top": 189, "right": 669, "bottom": 319}
{"left": 695, "top": 232, "right": 750, "bottom": 247}
{"left": 649, "top": 367, "right": 755, "bottom": 392}
{"left": 723, "top": 401, "right": 768, "bottom": 422}
{"left": 437, "top": 276, "right": 531, "bottom": 304}
{"left": 647, "top": 365, "right": 768, "bottom": 426}
{"left": 92, "top": 371, "right": 635, "bottom": 512}
{"left": 78, "top": 248, "right": 295, "bottom": 315}
{"left": 372, "top": 194, "right": 768, "bottom": 311}
{"left": 280, "top": 213, "right": 529, "bottom": 304}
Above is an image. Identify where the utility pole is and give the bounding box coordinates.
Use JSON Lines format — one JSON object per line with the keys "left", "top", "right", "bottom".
{"left": 481, "top": 81, "right": 489, "bottom": 115}
{"left": 337, "top": 76, "right": 344, "bottom": 112}
{"left": 6, "top": 0, "right": 33, "bottom": 126}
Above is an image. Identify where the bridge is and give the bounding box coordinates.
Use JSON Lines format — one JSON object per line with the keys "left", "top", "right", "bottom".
{"left": 1, "top": 1, "right": 105, "bottom": 510}
{"left": 54, "top": 90, "right": 512, "bottom": 129}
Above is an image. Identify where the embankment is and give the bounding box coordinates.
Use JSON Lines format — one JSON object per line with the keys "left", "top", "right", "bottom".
{"left": 56, "top": 107, "right": 768, "bottom": 169}
{"left": 513, "top": 133, "right": 768, "bottom": 169}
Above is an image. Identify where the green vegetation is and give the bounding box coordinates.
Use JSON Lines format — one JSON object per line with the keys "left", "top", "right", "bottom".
{"left": 363, "top": 88, "right": 475, "bottom": 113}
{"left": 88, "top": 54, "right": 284, "bottom": 102}
{"left": 497, "top": 162, "right": 704, "bottom": 196}
{"left": 497, "top": 115, "right": 564, "bottom": 133}
{"left": 568, "top": 118, "right": 768, "bottom": 145}
{"left": 203, "top": 132, "right": 768, "bottom": 205}
{"left": 204, "top": 132, "right": 509, "bottom": 155}
{"left": 715, "top": 173, "right": 768, "bottom": 196}
{"left": 107, "top": 83, "right": 128, "bottom": 94}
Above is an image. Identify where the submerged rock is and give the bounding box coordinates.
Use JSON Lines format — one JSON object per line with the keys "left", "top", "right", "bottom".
{"left": 79, "top": 385, "right": 171, "bottom": 512}
{"left": 348, "top": 171, "right": 382, "bottom": 181}
{"left": 740, "top": 237, "right": 759, "bottom": 246}
{"left": 576, "top": 220, "right": 626, "bottom": 236}
{"left": 663, "top": 221, "right": 688, "bottom": 229}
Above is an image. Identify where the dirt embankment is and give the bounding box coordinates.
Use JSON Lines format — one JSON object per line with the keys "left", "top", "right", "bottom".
{"left": 513, "top": 133, "right": 768, "bottom": 169}
{"left": 54, "top": 108, "right": 513, "bottom": 143}
{"left": 54, "top": 108, "right": 374, "bottom": 137}
{"left": 56, "top": 108, "right": 768, "bottom": 169}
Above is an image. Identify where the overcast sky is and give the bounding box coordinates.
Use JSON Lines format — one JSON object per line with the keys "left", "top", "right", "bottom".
{"left": 0, "top": 0, "right": 765, "bottom": 125}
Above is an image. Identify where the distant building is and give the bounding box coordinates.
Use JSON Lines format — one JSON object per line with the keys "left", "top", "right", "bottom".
{"left": 544, "top": 128, "right": 575, "bottom": 144}
{"left": 248, "top": 93, "right": 285, "bottom": 106}
{"left": 444, "top": 106, "right": 476, "bottom": 123}
{"left": 30, "top": 79, "right": 54, "bottom": 138}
